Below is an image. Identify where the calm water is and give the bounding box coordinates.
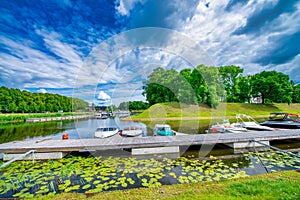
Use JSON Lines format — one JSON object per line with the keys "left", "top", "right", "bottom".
{"left": 0, "top": 118, "right": 150, "bottom": 144}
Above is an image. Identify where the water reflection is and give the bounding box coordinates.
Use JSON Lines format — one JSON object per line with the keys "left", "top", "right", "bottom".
{"left": 0, "top": 118, "right": 150, "bottom": 144}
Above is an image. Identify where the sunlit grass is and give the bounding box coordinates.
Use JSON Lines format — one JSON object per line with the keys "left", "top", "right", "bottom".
{"left": 132, "top": 102, "right": 300, "bottom": 119}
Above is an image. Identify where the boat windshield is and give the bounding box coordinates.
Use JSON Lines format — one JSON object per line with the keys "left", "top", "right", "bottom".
{"left": 286, "top": 114, "right": 300, "bottom": 122}
{"left": 159, "top": 127, "right": 171, "bottom": 131}
{"left": 269, "top": 113, "right": 286, "bottom": 120}
{"left": 96, "top": 127, "right": 116, "bottom": 131}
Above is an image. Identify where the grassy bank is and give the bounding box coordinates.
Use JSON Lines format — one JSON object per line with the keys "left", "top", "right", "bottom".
{"left": 0, "top": 112, "right": 90, "bottom": 123}
{"left": 34, "top": 170, "right": 300, "bottom": 200}
{"left": 132, "top": 102, "right": 300, "bottom": 119}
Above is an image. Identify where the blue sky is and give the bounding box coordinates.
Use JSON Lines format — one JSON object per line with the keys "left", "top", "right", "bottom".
{"left": 0, "top": 0, "right": 299, "bottom": 106}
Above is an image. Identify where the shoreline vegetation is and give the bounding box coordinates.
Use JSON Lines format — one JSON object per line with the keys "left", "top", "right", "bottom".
{"left": 1, "top": 103, "right": 300, "bottom": 123}
{"left": 0, "top": 112, "right": 92, "bottom": 123}
{"left": 32, "top": 170, "right": 300, "bottom": 200}
{"left": 130, "top": 102, "right": 300, "bottom": 120}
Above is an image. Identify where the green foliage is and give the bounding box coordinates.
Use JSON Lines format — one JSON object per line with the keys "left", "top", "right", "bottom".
{"left": 118, "top": 101, "right": 149, "bottom": 110}
{"left": 250, "top": 71, "right": 293, "bottom": 104}
{"left": 0, "top": 86, "right": 88, "bottom": 113}
{"left": 143, "top": 66, "right": 295, "bottom": 107}
{"left": 0, "top": 150, "right": 299, "bottom": 198}
{"left": 292, "top": 83, "right": 300, "bottom": 103}
{"left": 143, "top": 65, "right": 222, "bottom": 108}
{"left": 219, "top": 66, "right": 251, "bottom": 103}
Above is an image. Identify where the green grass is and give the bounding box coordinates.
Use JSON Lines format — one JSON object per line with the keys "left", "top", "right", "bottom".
{"left": 32, "top": 170, "right": 300, "bottom": 200}
{"left": 132, "top": 102, "right": 300, "bottom": 119}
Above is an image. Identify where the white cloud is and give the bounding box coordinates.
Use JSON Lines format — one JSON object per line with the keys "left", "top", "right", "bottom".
{"left": 115, "top": 0, "right": 146, "bottom": 16}
{"left": 37, "top": 88, "right": 47, "bottom": 93}
{"left": 179, "top": 0, "right": 300, "bottom": 79}
{"left": 0, "top": 29, "right": 83, "bottom": 88}
{"left": 97, "top": 90, "right": 111, "bottom": 100}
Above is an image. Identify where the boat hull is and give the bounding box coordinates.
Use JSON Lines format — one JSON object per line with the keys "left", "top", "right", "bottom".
{"left": 94, "top": 127, "right": 119, "bottom": 138}
{"left": 260, "top": 121, "right": 300, "bottom": 129}
{"left": 120, "top": 127, "right": 143, "bottom": 137}
{"left": 153, "top": 124, "right": 175, "bottom": 136}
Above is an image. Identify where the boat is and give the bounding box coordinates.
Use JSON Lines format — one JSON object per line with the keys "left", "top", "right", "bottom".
{"left": 94, "top": 127, "right": 119, "bottom": 138}
{"left": 260, "top": 112, "right": 300, "bottom": 129}
{"left": 206, "top": 119, "right": 248, "bottom": 133}
{"left": 94, "top": 112, "right": 102, "bottom": 119}
{"left": 119, "top": 126, "right": 143, "bottom": 137}
{"left": 153, "top": 124, "right": 175, "bottom": 136}
{"left": 94, "top": 112, "right": 110, "bottom": 119}
{"left": 236, "top": 114, "right": 275, "bottom": 131}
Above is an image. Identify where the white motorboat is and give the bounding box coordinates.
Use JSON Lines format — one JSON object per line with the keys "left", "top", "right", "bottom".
{"left": 119, "top": 126, "right": 143, "bottom": 137}
{"left": 236, "top": 114, "right": 275, "bottom": 131}
{"left": 94, "top": 127, "right": 119, "bottom": 138}
{"left": 207, "top": 119, "right": 248, "bottom": 133}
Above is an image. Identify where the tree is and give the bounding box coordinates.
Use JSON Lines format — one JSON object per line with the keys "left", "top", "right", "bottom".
{"left": 292, "top": 83, "right": 300, "bottom": 103}
{"left": 250, "top": 71, "right": 293, "bottom": 104}
{"left": 0, "top": 86, "right": 87, "bottom": 113}
{"left": 219, "top": 65, "right": 244, "bottom": 102}
{"left": 236, "top": 75, "right": 251, "bottom": 103}
{"left": 191, "top": 65, "right": 222, "bottom": 108}
{"left": 118, "top": 102, "right": 129, "bottom": 110}
{"left": 143, "top": 67, "right": 180, "bottom": 106}
{"left": 178, "top": 69, "right": 197, "bottom": 104}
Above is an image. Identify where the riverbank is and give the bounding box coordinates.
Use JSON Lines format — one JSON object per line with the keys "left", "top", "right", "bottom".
{"left": 33, "top": 170, "right": 300, "bottom": 200}
{"left": 130, "top": 102, "right": 300, "bottom": 120}
{"left": 0, "top": 112, "right": 92, "bottom": 123}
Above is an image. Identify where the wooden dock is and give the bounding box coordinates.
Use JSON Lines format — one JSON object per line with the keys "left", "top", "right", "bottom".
{"left": 0, "top": 130, "right": 299, "bottom": 156}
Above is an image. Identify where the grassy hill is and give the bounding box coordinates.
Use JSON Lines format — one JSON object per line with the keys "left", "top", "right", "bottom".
{"left": 132, "top": 102, "right": 300, "bottom": 119}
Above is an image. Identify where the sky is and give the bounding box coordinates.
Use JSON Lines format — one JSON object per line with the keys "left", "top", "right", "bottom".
{"left": 0, "top": 0, "right": 299, "bottom": 106}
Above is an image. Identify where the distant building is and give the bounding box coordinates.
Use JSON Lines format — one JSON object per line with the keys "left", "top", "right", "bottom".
{"left": 250, "top": 97, "right": 262, "bottom": 103}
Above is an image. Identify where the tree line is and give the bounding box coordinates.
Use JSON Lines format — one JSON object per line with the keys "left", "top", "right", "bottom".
{"left": 143, "top": 65, "right": 300, "bottom": 108}
{"left": 0, "top": 86, "right": 88, "bottom": 113}
{"left": 118, "top": 101, "right": 149, "bottom": 111}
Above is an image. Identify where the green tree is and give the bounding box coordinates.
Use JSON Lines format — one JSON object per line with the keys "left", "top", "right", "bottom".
{"left": 250, "top": 71, "right": 293, "bottom": 104}
{"left": 236, "top": 75, "right": 251, "bottom": 103}
{"left": 191, "top": 65, "right": 222, "bottom": 108}
{"left": 179, "top": 69, "right": 197, "bottom": 104}
{"left": 219, "top": 65, "right": 244, "bottom": 102}
{"left": 128, "top": 101, "right": 149, "bottom": 110}
{"left": 291, "top": 82, "right": 300, "bottom": 103}
{"left": 118, "top": 102, "right": 129, "bottom": 110}
{"left": 143, "top": 67, "right": 179, "bottom": 105}
{"left": 0, "top": 86, "right": 87, "bottom": 113}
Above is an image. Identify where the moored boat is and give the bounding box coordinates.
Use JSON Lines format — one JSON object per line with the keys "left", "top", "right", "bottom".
{"left": 119, "top": 126, "right": 143, "bottom": 137}
{"left": 260, "top": 112, "right": 300, "bottom": 129}
{"left": 236, "top": 114, "right": 275, "bottom": 131}
{"left": 94, "top": 127, "right": 119, "bottom": 138}
{"left": 207, "top": 119, "right": 248, "bottom": 133}
{"left": 153, "top": 124, "right": 175, "bottom": 136}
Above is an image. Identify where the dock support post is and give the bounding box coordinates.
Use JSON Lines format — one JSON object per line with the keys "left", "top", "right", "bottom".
{"left": 226, "top": 140, "right": 270, "bottom": 149}
{"left": 132, "top": 146, "right": 180, "bottom": 156}
{"left": 3, "top": 152, "right": 67, "bottom": 161}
